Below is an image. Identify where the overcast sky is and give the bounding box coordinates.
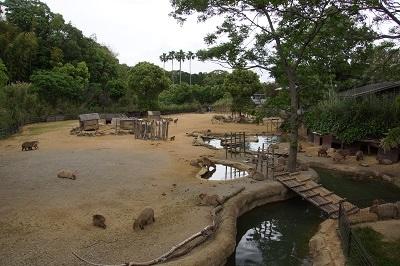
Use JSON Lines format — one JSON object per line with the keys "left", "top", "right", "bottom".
{"left": 41, "top": 0, "right": 269, "bottom": 80}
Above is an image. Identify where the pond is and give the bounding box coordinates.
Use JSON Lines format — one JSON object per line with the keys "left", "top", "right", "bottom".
{"left": 246, "top": 135, "right": 279, "bottom": 152}
{"left": 226, "top": 169, "right": 400, "bottom": 265}
{"left": 203, "top": 138, "right": 224, "bottom": 149}
{"left": 202, "top": 164, "right": 248, "bottom": 181}
{"left": 203, "top": 135, "right": 279, "bottom": 151}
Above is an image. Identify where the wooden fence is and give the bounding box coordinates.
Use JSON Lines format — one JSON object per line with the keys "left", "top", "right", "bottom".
{"left": 338, "top": 203, "right": 375, "bottom": 266}
{"left": 132, "top": 119, "right": 169, "bottom": 140}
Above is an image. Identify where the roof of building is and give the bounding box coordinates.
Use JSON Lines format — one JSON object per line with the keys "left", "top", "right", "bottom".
{"left": 147, "top": 111, "right": 160, "bottom": 116}
{"left": 339, "top": 81, "right": 400, "bottom": 98}
{"left": 78, "top": 113, "right": 100, "bottom": 121}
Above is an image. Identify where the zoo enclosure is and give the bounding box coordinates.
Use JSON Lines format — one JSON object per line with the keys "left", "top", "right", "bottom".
{"left": 338, "top": 203, "right": 375, "bottom": 266}
{"left": 223, "top": 132, "right": 276, "bottom": 179}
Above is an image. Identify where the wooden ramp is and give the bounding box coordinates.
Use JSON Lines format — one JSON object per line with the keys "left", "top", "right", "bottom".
{"left": 277, "top": 173, "right": 359, "bottom": 218}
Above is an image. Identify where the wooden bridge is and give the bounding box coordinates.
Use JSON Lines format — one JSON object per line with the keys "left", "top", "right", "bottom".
{"left": 276, "top": 173, "right": 359, "bottom": 218}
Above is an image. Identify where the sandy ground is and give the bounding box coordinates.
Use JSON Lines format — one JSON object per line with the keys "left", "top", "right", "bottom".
{"left": 0, "top": 113, "right": 271, "bottom": 265}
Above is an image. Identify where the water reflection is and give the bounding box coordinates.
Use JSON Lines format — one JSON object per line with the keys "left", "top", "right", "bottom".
{"left": 203, "top": 164, "right": 248, "bottom": 181}
{"left": 203, "top": 138, "right": 223, "bottom": 149}
{"left": 228, "top": 199, "right": 321, "bottom": 266}
{"left": 247, "top": 136, "right": 279, "bottom": 152}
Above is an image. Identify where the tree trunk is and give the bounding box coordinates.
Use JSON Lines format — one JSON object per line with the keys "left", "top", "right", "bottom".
{"left": 286, "top": 66, "right": 299, "bottom": 172}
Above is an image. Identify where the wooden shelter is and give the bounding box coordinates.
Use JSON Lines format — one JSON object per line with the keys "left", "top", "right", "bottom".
{"left": 339, "top": 81, "right": 400, "bottom": 98}
{"left": 79, "top": 113, "right": 100, "bottom": 131}
{"left": 147, "top": 111, "right": 161, "bottom": 121}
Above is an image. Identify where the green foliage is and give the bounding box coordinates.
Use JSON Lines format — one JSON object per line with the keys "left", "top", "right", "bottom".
{"left": 212, "top": 92, "right": 232, "bottom": 112}
{"left": 305, "top": 95, "right": 400, "bottom": 144}
{"left": 223, "top": 69, "right": 261, "bottom": 115}
{"left": 353, "top": 227, "right": 400, "bottom": 266}
{"left": 128, "top": 62, "right": 170, "bottom": 111}
{"left": 0, "top": 59, "right": 8, "bottom": 87}
{"left": 30, "top": 62, "right": 89, "bottom": 106}
{"left": 0, "top": 82, "right": 44, "bottom": 127}
{"left": 381, "top": 127, "right": 400, "bottom": 151}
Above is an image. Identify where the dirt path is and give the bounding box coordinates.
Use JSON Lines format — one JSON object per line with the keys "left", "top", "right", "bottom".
{"left": 0, "top": 113, "right": 270, "bottom": 265}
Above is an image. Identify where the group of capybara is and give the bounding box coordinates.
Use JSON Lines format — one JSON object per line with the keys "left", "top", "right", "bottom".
{"left": 317, "top": 146, "right": 364, "bottom": 163}
{"left": 92, "top": 207, "right": 155, "bottom": 230}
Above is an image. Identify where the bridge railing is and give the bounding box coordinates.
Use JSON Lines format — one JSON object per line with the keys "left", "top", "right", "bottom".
{"left": 338, "top": 203, "right": 375, "bottom": 266}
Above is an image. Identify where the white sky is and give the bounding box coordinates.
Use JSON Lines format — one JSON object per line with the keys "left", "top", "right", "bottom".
{"left": 41, "top": 0, "right": 269, "bottom": 80}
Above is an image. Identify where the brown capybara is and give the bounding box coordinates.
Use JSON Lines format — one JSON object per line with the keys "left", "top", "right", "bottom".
{"left": 317, "top": 146, "right": 328, "bottom": 157}
{"left": 173, "top": 118, "right": 178, "bottom": 124}
{"left": 21, "top": 141, "right": 39, "bottom": 151}
{"left": 170, "top": 136, "right": 175, "bottom": 141}
{"left": 92, "top": 214, "right": 106, "bottom": 229}
{"left": 198, "top": 193, "right": 222, "bottom": 207}
{"left": 133, "top": 208, "right": 155, "bottom": 230}
{"left": 355, "top": 150, "right": 364, "bottom": 161}
{"left": 57, "top": 169, "right": 77, "bottom": 180}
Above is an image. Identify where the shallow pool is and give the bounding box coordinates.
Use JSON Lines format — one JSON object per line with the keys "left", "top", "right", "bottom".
{"left": 203, "top": 164, "right": 248, "bottom": 181}
{"left": 227, "top": 169, "right": 400, "bottom": 265}
{"left": 246, "top": 135, "right": 279, "bottom": 152}
{"left": 203, "top": 138, "right": 224, "bottom": 149}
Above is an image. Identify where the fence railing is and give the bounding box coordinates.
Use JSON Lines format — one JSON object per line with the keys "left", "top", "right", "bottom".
{"left": 338, "top": 203, "right": 375, "bottom": 266}
{"left": 223, "top": 132, "right": 276, "bottom": 179}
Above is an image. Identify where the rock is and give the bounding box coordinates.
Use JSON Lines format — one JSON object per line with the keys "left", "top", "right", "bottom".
{"left": 359, "top": 162, "right": 369, "bottom": 167}
{"left": 190, "top": 159, "right": 200, "bottom": 166}
{"left": 161, "top": 192, "right": 166, "bottom": 196}
{"left": 381, "top": 174, "right": 393, "bottom": 183}
{"left": 379, "top": 158, "right": 393, "bottom": 165}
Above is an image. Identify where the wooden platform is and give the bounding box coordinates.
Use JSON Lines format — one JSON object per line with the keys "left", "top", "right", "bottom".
{"left": 277, "top": 173, "right": 359, "bottom": 218}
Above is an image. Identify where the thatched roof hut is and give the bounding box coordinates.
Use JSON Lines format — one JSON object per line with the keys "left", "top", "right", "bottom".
{"left": 79, "top": 113, "right": 100, "bottom": 131}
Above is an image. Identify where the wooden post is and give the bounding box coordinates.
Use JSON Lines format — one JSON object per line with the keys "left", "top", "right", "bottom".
{"left": 243, "top": 132, "right": 246, "bottom": 155}
{"left": 225, "top": 133, "right": 228, "bottom": 159}
{"left": 230, "top": 133, "right": 233, "bottom": 158}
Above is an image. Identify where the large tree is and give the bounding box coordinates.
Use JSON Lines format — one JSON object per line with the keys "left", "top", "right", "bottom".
{"left": 223, "top": 69, "right": 261, "bottom": 115}
{"left": 170, "top": 0, "right": 374, "bottom": 172}
{"left": 128, "top": 62, "right": 170, "bottom": 111}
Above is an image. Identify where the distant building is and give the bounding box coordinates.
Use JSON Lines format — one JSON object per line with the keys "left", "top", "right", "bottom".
{"left": 79, "top": 113, "right": 100, "bottom": 131}
{"left": 339, "top": 81, "right": 400, "bottom": 98}
{"left": 251, "top": 93, "right": 266, "bottom": 105}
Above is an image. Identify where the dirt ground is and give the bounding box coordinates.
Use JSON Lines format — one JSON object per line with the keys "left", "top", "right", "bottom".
{"left": 0, "top": 113, "right": 271, "bottom": 266}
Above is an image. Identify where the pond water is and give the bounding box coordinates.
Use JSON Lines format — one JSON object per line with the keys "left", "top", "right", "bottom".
{"left": 203, "top": 138, "right": 224, "bottom": 149}
{"left": 203, "top": 135, "right": 279, "bottom": 151}
{"left": 227, "top": 169, "right": 400, "bottom": 265}
{"left": 203, "top": 164, "right": 248, "bottom": 181}
{"left": 246, "top": 135, "right": 279, "bottom": 152}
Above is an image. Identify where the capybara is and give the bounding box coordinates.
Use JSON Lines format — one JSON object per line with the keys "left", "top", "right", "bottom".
{"left": 21, "top": 141, "right": 39, "bottom": 151}
{"left": 57, "top": 169, "right": 77, "bottom": 180}
{"left": 133, "top": 208, "right": 155, "bottom": 230}
{"left": 355, "top": 150, "right": 364, "bottom": 161}
{"left": 92, "top": 214, "right": 106, "bottom": 229}
{"left": 198, "top": 193, "right": 222, "bottom": 207}
{"left": 369, "top": 202, "right": 398, "bottom": 219}
{"left": 317, "top": 146, "right": 328, "bottom": 157}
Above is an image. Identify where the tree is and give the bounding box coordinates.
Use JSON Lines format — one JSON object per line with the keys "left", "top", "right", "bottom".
{"left": 128, "top": 62, "right": 170, "bottom": 110}
{"left": 160, "top": 52, "right": 168, "bottom": 72}
{"left": 0, "top": 59, "right": 8, "bottom": 87}
{"left": 175, "top": 49, "right": 186, "bottom": 84}
{"left": 170, "top": 0, "right": 374, "bottom": 172}
{"left": 168, "top": 51, "right": 176, "bottom": 83}
{"left": 186, "top": 51, "right": 195, "bottom": 85}
{"left": 223, "top": 69, "right": 261, "bottom": 116}
{"left": 5, "top": 31, "right": 38, "bottom": 81}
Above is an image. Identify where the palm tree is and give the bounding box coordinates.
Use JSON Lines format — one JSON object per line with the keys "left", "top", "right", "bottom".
{"left": 186, "top": 51, "right": 196, "bottom": 85}
{"left": 175, "top": 50, "right": 186, "bottom": 84}
{"left": 159, "top": 53, "right": 168, "bottom": 72}
{"left": 168, "top": 51, "right": 176, "bottom": 84}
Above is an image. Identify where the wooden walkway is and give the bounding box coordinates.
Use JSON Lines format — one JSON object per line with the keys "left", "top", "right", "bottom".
{"left": 277, "top": 173, "right": 359, "bottom": 218}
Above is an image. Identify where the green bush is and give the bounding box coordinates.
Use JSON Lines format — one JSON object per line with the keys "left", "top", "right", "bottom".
{"left": 305, "top": 94, "right": 400, "bottom": 143}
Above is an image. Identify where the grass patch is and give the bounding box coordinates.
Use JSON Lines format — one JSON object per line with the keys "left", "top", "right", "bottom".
{"left": 22, "top": 120, "right": 77, "bottom": 136}
{"left": 351, "top": 227, "right": 400, "bottom": 266}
